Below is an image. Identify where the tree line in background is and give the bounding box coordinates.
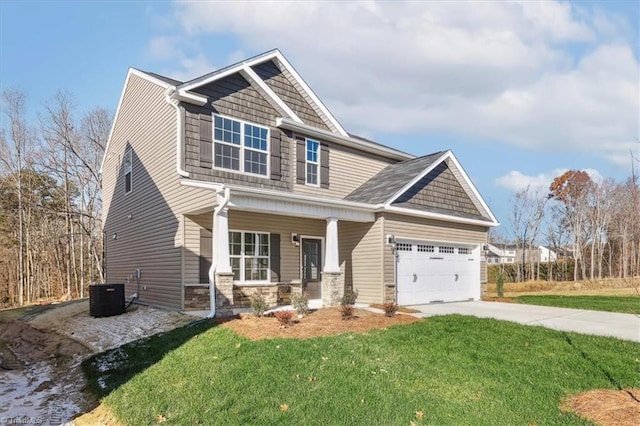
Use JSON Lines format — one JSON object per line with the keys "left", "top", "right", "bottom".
{"left": 500, "top": 165, "right": 640, "bottom": 283}
{"left": 1, "top": 89, "right": 111, "bottom": 308}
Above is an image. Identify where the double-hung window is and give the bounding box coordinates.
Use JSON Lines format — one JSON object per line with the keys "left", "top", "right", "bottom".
{"left": 305, "top": 138, "right": 320, "bottom": 186}
{"left": 229, "top": 231, "right": 270, "bottom": 282}
{"left": 124, "top": 147, "right": 132, "bottom": 194}
{"left": 213, "top": 115, "right": 269, "bottom": 176}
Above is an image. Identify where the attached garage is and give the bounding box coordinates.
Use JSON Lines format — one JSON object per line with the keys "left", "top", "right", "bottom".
{"left": 396, "top": 240, "right": 480, "bottom": 305}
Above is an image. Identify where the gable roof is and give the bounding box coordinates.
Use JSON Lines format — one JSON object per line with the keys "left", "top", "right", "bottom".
{"left": 346, "top": 150, "right": 499, "bottom": 225}
{"left": 176, "top": 49, "right": 348, "bottom": 136}
{"left": 345, "top": 152, "right": 445, "bottom": 204}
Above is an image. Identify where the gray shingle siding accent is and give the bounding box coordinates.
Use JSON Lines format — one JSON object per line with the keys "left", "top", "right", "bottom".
{"left": 344, "top": 152, "right": 444, "bottom": 204}
{"left": 251, "top": 61, "right": 330, "bottom": 131}
{"left": 183, "top": 74, "right": 291, "bottom": 190}
{"left": 392, "top": 163, "right": 484, "bottom": 219}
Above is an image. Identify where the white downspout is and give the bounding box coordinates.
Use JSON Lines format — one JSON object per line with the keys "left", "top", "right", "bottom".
{"left": 163, "top": 88, "right": 190, "bottom": 178}
{"left": 207, "top": 187, "right": 230, "bottom": 318}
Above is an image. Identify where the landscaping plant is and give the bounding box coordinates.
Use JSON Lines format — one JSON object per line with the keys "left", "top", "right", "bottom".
{"left": 496, "top": 273, "right": 505, "bottom": 298}
{"left": 250, "top": 289, "right": 268, "bottom": 317}
{"left": 290, "top": 292, "right": 310, "bottom": 317}
{"left": 273, "top": 310, "right": 293, "bottom": 328}
{"left": 383, "top": 302, "right": 398, "bottom": 317}
{"left": 340, "top": 289, "right": 358, "bottom": 320}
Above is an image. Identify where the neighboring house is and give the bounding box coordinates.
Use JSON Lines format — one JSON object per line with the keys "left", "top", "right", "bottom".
{"left": 101, "top": 49, "right": 499, "bottom": 317}
{"left": 538, "top": 246, "right": 558, "bottom": 263}
{"left": 487, "top": 243, "right": 558, "bottom": 264}
{"left": 486, "top": 244, "right": 517, "bottom": 264}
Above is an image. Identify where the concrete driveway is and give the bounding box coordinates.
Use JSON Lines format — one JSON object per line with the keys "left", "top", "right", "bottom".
{"left": 412, "top": 301, "right": 640, "bottom": 342}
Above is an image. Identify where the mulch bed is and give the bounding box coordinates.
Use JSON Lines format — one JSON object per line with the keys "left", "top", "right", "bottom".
{"left": 221, "top": 307, "right": 421, "bottom": 341}
{"left": 562, "top": 389, "right": 640, "bottom": 426}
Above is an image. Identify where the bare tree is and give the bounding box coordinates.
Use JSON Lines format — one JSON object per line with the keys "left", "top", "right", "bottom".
{"left": 549, "top": 171, "right": 592, "bottom": 281}
{"left": 1, "top": 90, "right": 36, "bottom": 305}
{"left": 509, "top": 186, "right": 547, "bottom": 281}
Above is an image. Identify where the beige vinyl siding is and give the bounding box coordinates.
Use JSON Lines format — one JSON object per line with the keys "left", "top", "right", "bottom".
{"left": 294, "top": 142, "right": 395, "bottom": 199}
{"left": 382, "top": 213, "right": 489, "bottom": 286}
{"left": 339, "top": 219, "right": 384, "bottom": 304}
{"left": 183, "top": 211, "right": 326, "bottom": 284}
{"left": 183, "top": 215, "right": 204, "bottom": 285}
{"left": 102, "top": 73, "right": 184, "bottom": 309}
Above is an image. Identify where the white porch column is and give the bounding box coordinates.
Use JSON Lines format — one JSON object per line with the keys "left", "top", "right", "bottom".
{"left": 214, "top": 207, "right": 232, "bottom": 274}
{"left": 323, "top": 217, "right": 340, "bottom": 273}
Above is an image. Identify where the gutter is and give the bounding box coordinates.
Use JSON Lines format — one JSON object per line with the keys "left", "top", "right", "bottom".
{"left": 207, "top": 187, "right": 230, "bottom": 319}
{"left": 163, "top": 88, "right": 190, "bottom": 178}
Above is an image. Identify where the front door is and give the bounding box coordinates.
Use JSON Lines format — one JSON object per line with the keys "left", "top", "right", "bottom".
{"left": 302, "top": 238, "right": 322, "bottom": 299}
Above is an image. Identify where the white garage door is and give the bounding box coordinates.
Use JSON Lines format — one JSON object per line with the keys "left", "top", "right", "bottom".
{"left": 396, "top": 241, "right": 480, "bottom": 305}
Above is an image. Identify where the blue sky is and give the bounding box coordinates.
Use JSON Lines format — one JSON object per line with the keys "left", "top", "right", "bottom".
{"left": 1, "top": 1, "right": 639, "bottom": 238}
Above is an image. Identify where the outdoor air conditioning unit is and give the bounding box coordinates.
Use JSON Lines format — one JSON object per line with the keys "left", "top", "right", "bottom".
{"left": 89, "top": 283, "right": 125, "bottom": 318}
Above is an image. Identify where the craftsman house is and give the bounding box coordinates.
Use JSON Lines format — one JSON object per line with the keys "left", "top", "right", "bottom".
{"left": 101, "top": 49, "right": 499, "bottom": 316}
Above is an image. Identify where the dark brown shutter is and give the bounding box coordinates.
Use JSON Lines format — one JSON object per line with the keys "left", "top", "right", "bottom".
{"left": 199, "top": 228, "right": 212, "bottom": 283}
{"left": 320, "top": 143, "right": 330, "bottom": 189}
{"left": 296, "top": 136, "right": 306, "bottom": 184}
{"left": 199, "top": 113, "right": 213, "bottom": 167}
{"left": 270, "top": 233, "right": 281, "bottom": 282}
{"left": 270, "top": 130, "right": 282, "bottom": 180}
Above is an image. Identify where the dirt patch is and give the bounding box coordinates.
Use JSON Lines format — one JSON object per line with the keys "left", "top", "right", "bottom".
{"left": 562, "top": 389, "right": 640, "bottom": 426}
{"left": 1, "top": 319, "right": 91, "bottom": 366}
{"left": 0, "top": 300, "right": 195, "bottom": 425}
{"left": 222, "top": 307, "right": 421, "bottom": 341}
{"left": 73, "top": 403, "right": 123, "bottom": 426}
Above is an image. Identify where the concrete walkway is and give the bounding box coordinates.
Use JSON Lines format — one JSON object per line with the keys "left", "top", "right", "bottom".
{"left": 412, "top": 301, "right": 640, "bottom": 342}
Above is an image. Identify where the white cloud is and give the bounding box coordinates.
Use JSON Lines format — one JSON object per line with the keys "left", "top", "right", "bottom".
{"left": 496, "top": 168, "right": 603, "bottom": 193}
{"left": 155, "top": 1, "right": 638, "bottom": 166}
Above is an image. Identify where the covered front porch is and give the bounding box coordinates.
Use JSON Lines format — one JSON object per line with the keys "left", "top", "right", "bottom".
{"left": 179, "top": 182, "right": 375, "bottom": 317}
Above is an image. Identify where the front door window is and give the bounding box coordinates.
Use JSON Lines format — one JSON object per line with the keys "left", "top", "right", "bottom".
{"left": 302, "top": 238, "right": 322, "bottom": 299}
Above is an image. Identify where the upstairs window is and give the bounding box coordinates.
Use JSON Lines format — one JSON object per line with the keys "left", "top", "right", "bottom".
{"left": 124, "top": 147, "right": 132, "bottom": 194}
{"left": 213, "top": 115, "right": 268, "bottom": 176}
{"left": 306, "top": 138, "right": 319, "bottom": 186}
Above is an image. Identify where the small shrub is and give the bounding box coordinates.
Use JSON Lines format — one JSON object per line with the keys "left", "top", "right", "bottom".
{"left": 341, "top": 289, "right": 359, "bottom": 306}
{"left": 251, "top": 289, "right": 268, "bottom": 317}
{"left": 383, "top": 302, "right": 398, "bottom": 317}
{"left": 291, "top": 292, "right": 310, "bottom": 317}
{"left": 274, "top": 310, "right": 293, "bottom": 327}
{"left": 496, "top": 274, "right": 505, "bottom": 298}
{"left": 340, "top": 289, "right": 358, "bottom": 320}
{"left": 340, "top": 304, "right": 354, "bottom": 320}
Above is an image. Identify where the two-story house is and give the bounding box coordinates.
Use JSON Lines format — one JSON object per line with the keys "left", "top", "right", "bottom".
{"left": 101, "top": 49, "right": 499, "bottom": 317}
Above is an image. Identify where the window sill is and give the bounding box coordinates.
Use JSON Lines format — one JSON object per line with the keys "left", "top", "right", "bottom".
{"left": 212, "top": 166, "right": 269, "bottom": 180}
{"left": 234, "top": 281, "right": 274, "bottom": 287}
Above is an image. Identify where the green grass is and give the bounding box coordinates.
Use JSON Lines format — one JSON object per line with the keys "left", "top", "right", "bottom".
{"left": 516, "top": 295, "right": 640, "bottom": 314}
{"left": 82, "top": 316, "right": 640, "bottom": 425}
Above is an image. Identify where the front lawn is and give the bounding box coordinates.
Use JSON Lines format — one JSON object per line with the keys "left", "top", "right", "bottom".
{"left": 515, "top": 295, "right": 640, "bottom": 314}
{"left": 83, "top": 315, "right": 640, "bottom": 425}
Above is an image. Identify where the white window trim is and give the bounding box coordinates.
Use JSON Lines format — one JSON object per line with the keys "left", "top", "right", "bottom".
{"left": 124, "top": 147, "right": 132, "bottom": 194}
{"left": 229, "top": 229, "right": 271, "bottom": 284}
{"left": 305, "top": 138, "right": 320, "bottom": 187}
{"left": 212, "top": 113, "right": 270, "bottom": 178}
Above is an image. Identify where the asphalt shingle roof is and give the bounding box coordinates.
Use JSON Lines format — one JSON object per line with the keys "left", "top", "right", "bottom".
{"left": 146, "top": 72, "right": 183, "bottom": 86}
{"left": 344, "top": 151, "right": 446, "bottom": 204}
